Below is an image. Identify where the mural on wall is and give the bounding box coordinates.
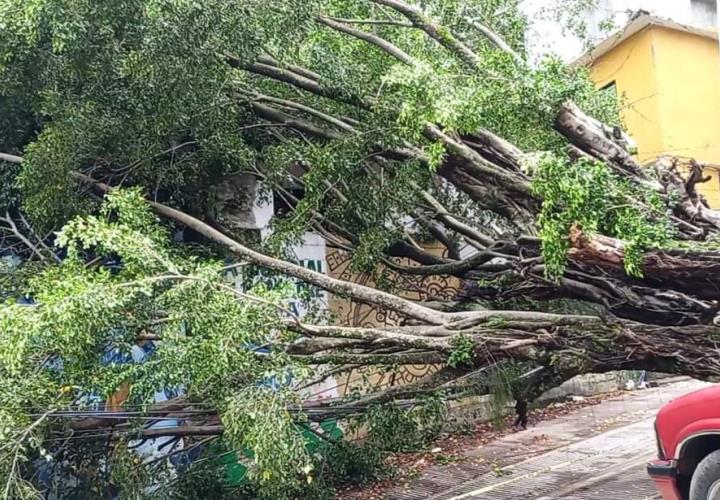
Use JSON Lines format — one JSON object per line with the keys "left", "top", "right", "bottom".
{"left": 325, "top": 245, "right": 462, "bottom": 397}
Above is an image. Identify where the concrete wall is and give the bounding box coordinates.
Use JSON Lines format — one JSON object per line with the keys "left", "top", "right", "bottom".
{"left": 444, "top": 372, "right": 640, "bottom": 430}
{"left": 327, "top": 243, "right": 460, "bottom": 401}
{"left": 445, "top": 394, "right": 507, "bottom": 429}
{"left": 538, "top": 372, "right": 631, "bottom": 401}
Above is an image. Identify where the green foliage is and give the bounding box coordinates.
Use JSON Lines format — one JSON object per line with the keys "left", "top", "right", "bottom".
{"left": 253, "top": 0, "right": 618, "bottom": 266}
{"left": 162, "top": 450, "right": 236, "bottom": 500}
{"left": 448, "top": 334, "right": 475, "bottom": 368}
{"left": 0, "top": 190, "right": 312, "bottom": 498}
{"left": 0, "top": 0, "right": 619, "bottom": 269}
{"left": 533, "top": 154, "right": 674, "bottom": 278}
{"left": 0, "top": 159, "right": 22, "bottom": 209}
{"left": 222, "top": 388, "right": 313, "bottom": 500}
{"left": 486, "top": 362, "right": 524, "bottom": 428}
{"left": 0, "top": 1, "right": 647, "bottom": 497}
{"left": 262, "top": 137, "right": 431, "bottom": 272}
{"left": 320, "top": 440, "right": 388, "bottom": 487}
{"left": 364, "top": 395, "right": 446, "bottom": 452}
{"left": 379, "top": 42, "right": 616, "bottom": 152}
{"left": 1, "top": 0, "right": 317, "bottom": 226}
{"left": 0, "top": 259, "right": 42, "bottom": 302}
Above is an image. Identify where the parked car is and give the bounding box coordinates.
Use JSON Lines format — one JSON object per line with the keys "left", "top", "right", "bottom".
{"left": 648, "top": 385, "right": 720, "bottom": 500}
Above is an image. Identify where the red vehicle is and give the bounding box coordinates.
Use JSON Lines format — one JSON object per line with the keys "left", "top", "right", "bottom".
{"left": 648, "top": 385, "right": 720, "bottom": 500}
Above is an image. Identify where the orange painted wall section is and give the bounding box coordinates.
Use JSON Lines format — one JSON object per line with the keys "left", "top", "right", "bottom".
{"left": 588, "top": 26, "right": 720, "bottom": 207}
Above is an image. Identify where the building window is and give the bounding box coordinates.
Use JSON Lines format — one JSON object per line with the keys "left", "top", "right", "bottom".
{"left": 273, "top": 185, "right": 305, "bottom": 217}
{"left": 600, "top": 81, "right": 617, "bottom": 100}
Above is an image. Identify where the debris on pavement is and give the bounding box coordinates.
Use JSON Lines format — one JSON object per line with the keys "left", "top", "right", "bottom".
{"left": 337, "top": 389, "right": 625, "bottom": 499}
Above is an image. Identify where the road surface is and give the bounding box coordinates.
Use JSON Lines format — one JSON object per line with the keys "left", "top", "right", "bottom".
{"left": 386, "top": 378, "right": 708, "bottom": 500}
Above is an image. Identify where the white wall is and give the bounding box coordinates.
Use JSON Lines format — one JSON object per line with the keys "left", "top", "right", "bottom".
{"left": 232, "top": 183, "right": 335, "bottom": 400}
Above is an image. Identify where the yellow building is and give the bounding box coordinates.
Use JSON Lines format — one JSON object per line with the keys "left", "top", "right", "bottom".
{"left": 577, "top": 15, "right": 720, "bottom": 206}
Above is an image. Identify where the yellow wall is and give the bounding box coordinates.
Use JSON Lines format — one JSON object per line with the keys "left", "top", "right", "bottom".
{"left": 590, "top": 28, "right": 664, "bottom": 165}
{"left": 652, "top": 27, "right": 720, "bottom": 206}
{"left": 589, "top": 26, "right": 720, "bottom": 206}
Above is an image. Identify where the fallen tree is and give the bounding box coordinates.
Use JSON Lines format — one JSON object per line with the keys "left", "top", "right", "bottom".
{"left": 1, "top": 0, "right": 720, "bottom": 498}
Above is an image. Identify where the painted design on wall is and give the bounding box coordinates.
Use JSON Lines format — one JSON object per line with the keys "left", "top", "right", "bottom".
{"left": 326, "top": 247, "right": 461, "bottom": 394}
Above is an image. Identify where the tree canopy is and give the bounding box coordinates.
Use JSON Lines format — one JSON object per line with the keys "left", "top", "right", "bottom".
{"left": 1, "top": 0, "right": 720, "bottom": 498}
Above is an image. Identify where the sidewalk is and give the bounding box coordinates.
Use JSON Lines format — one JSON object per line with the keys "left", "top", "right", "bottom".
{"left": 385, "top": 377, "right": 707, "bottom": 500}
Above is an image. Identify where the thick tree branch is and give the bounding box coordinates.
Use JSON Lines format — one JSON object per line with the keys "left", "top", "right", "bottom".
{"left": 137, "top": 425, "right": 225, "bottom": 439}
{"left": 247, "top": 92, "right": 356, "bottom": 133}
{"left": 417, "top": 188, "right": 495, "bottom": 247}
{"left": 287, "top": 322, "right": 450, "bottom": 351}
{"left": 465, "top": 18, "right": 524, "bottom": 65}
{"left": 424, "top": 124, "right": 533, "bottom": 197}
{"left": 326, "top": 17, "right": 413, "bottom": 27}
{"left": 461, "top": 128, "right": 525, "bottom": 173}
{"left": 294, "top": 351, "right": 447, "bottom": 365}
{"left": 229, "top": 55, "right": 369, "bottom": 109}
{"left": 0, "top": 153, "right": 22, "bottom": 164}
{"left": 554, "top": 101, "right": 646, "bottom": 180}
{"left": 250, "top": 102, "right": 345, "bottom": 140}
{"left": 422, "top": 218, "right": 462, "bottom": 259}
{"left": 69, "top": 171, "right": 454, "bottom": 325}
{"left": 383, "top": 249, "right": 511, "bottom": 276}
{"left": 370, "top": 0, "right": 482, "bottom": 69}
{"left": 317, "top": 16, "right": 416, "bottom": 66}
{"left": 256, "top": 54, "right": 321, "bottom": 82}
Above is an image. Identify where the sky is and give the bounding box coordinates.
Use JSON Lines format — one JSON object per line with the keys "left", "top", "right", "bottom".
{"left": 521, "top": 0, "right": 719, "bottom": 63}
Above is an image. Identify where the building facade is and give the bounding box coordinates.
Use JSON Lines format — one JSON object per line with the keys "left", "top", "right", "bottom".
{"left": 577, "top": 15, "right": 720, "bottom": 205}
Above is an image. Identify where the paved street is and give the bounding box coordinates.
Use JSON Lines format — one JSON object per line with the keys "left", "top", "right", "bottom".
{"left": 386, "top": 378, "right": 709, "bottom": 500}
